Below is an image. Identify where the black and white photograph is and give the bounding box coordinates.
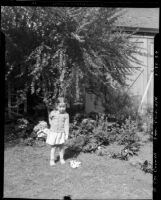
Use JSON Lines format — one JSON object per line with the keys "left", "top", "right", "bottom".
{"left": 1, "top": 4, "right": 160, "bottom": 199}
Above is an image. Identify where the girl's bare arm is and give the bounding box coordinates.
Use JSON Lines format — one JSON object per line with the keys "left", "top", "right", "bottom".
{"left": 64, "top": 113, "right": 69, "bottom": 139}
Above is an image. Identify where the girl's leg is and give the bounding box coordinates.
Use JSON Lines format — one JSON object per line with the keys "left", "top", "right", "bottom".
{"left": 59, "top": 144, "right": 65, "bottom": 164}
{"left": 50, "top": 146, "right": 56, "bottom": 166}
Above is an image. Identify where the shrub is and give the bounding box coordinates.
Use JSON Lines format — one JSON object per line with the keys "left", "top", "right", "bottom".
{"left": 67, "top": 118, "right": 97, "bottom": 153}
{"left": 140, "top": 160, "right": 153, "bottom": 174}
{"left": 73, "top": 113, "right": 88, "bottom": 124}
{"left": 67, "top": 113, "right": 140, "bottom": 154}
{"left": 87, "top": 111, "right": 99, "bottom": 120}
{"left": 68, "top": 117, "right": 116, "bottom": 153}
{"left": 66, "top": 135, "right": 87, "bottom": 153}
{"left": 96, "top": 147, "right": 109, "bottom": 156}
{"left": 14, "top": 118, "right": 34, "bottom": 139}
{"left": 135, "top": 106, "right": 153, "bottom": 141}
{"left": 4, "top": 123, "right": 15, "bottom": 136}
{"left": 4, "top": 124, "right": 17, "bottom": 142}
{"left": 115, "top": 105, "right": 138, "bottom": 124}
{"left": 103, "top": 89, "right": 138, "bottom": 124}
{"left": 142, "top": 108, "right": 153, "bottom": 139}
{"left": 116, "top": 117, "right": 140, "bottom": 145}
{"left": 33, "top": 120, "right": 48, "bottom": 133}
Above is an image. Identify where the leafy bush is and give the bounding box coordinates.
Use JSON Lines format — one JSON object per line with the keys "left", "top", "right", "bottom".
{"left": 87, "top": 111, "right": 100, "bottom": 121}
{"left": 73, "top": 113, "right": 88, "bottom": 124}
{"left": 22, "top": 137, "right": 36, "bottom": 146}
{"left": 33, "top": 121, "right": 48, "bottom": 133}
{"left": 96, "top": 147, "right": 110, "bottom": 156}
{"left": 141, "top": 108, "right": 153, "bottom": 140}
{"left": 68, "top": 117, "right": 117, "bottom": 153}
{"left": 4, "top": 124, "right": 17, "bottom": 142}
{"left": 67, "top": 118, "right": 98, "bottom": 153}
{"left": 110, "top": 142, "right": 141, "bottom": 160}
{"left": 14, "top": 118, "right": 34, "bottom": 138}
{"left": 115, "top": 105, "right": 138, "bottom": 124}
{"left": 140, "top": 160, "right": 153, "bottom": 174}
{"left": 116, "top": 117, "right": 140, "bottom": 145}
{"left": 135, "top": 106, "right": 153, "bottom": 142}
{"left": 67, "top": 113, "right": 140, "bottom": 154}
{"left": 102, "top": 89, "right": 139, "bottom": 124}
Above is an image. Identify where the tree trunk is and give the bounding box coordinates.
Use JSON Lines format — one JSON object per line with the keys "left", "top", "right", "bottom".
{"left": 59, "top": 48, "right": 66, "bottom": 97}
{"left": 7, "top": 80, "right": 12, "bottom": 119}
{"left": 75, "top": 66, "right": 80, "bottom": 102}
{"left": 24, "top": 97, "right": 27, "bottom": 114}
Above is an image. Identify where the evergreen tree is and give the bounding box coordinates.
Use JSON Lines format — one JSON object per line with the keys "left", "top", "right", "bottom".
{"left": 1, "top": 7, "right": 143, "bottom": 113}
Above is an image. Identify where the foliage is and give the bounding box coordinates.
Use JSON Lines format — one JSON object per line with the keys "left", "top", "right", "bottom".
{"left": 33, "top": 120, "right": 48, "bottom": 133}
{"left": 141, "top": 108, "right": 153, "bottom": 140}
{"left": 4, "top": 117, "right": 35, "bottom": 142}
{"left": 72, "top": 112, "right": 88, "bottom": 123}
{"left": 96, "top": 147, "right": 110, "bottom": 156}
{"left": 135, "top": 106, "right": 153, "bottom": 142}
{"left": 87, "top": 111, "right": 100, "bottom": 121}
{"left": 140, "top": 160, "right": 153, "bottom": 174}
{"left": 2, "top": 7, "right": 143, "bottom": 112}
{"left": 14, "top": 118, "right": 34, "bottom": 138}
{"left": 116, "top": 117, "right": 140, "bottom": 145}
{"left": 66, "top": 135, "right": 87, "bottom": 154}
{"left": 110, "top": 143, "right": 141, "bottom": 160}
{"left": 67, "top": 118, "right": 98, "bottom": 153}
{"left": 67, "top": 113, "right": 140, "bottom": 153}
{"left": 102, "top": 88, "right": 138, "bottom": 124}
{"left": 4, "top": 123, "right": 17, "bottom": 142}
{"left": 22, "top": 137, "right": 36, "bottom": 146}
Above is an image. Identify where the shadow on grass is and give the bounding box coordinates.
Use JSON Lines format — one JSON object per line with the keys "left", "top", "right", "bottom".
{"left": 4, "top": 138, "right": 46, "bottom": 149}
{"left": 4, "top": 139, "right": 22, "bottom": 149}
{"left": 54, "top": 148, "right": 81, "bottom": 163}
{"left": 64, "top": 148, "right": 81, "bottom": 161}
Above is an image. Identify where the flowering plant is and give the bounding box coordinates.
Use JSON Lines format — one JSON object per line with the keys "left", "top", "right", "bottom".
{"left": 33, "top": 121, "right": 49, "bottom": 138}
{"left": 17, "top": 118, "right": 29, "bottom": 129}
{"left": 33, "top": 121, "right": 48, "bottom": 133}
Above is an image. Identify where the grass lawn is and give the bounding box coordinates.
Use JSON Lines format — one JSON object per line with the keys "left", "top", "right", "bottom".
{"left": 4, "top": 140, "right": 152, "bottom": 199}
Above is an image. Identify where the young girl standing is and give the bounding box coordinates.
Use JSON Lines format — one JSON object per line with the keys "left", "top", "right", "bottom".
{"left": 46, "top": 97, "right": 69, "bottom": 166}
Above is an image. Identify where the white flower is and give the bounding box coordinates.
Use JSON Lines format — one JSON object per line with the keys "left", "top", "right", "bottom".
{"left": 33, "top": 121, "right": 48, "bottom": 133}
{"left": 37, "top": 128, "right": 50, "bottom": 138}
{"left": 70, "top": 160, "right": 81, "bottom": 168}
{"left": 37, "top": 131, "right": 46, "bottom": 138}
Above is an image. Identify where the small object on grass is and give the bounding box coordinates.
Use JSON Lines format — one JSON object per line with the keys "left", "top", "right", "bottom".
{"left": 70, "top": 160, "right": 81, "bottom": 168}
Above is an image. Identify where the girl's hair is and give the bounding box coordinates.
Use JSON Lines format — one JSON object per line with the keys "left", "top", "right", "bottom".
{"left": 55, "top": 97, "right": 67, "bottom": 106}
{"left": 50, "top": 97, "right": 68, "bottom": 111}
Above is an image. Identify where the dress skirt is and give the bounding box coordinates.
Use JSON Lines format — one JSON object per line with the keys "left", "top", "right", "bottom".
{"left": 46, "top": 130, "right": 66, "bottom": 146}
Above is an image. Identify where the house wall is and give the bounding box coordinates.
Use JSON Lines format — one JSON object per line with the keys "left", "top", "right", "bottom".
{"left": 127, "top": 35, "right": 154, "bottom": 110}
{"left": 85, "top": 34, "right": 154, "bottom": 114}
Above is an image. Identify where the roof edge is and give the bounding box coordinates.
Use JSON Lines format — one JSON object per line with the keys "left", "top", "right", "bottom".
{"left": 117, "top": 26, "right": 159, "bottom": 35}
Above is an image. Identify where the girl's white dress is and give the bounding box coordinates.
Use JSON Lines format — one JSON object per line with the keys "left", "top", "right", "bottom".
{"left": 46, "top": 110, "right": 69, "bottom": 146}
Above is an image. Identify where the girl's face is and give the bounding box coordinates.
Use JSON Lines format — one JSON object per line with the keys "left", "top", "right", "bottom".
{"left": 57, "top": 103, "right": 66, "bottom": 113}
